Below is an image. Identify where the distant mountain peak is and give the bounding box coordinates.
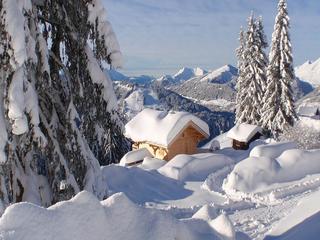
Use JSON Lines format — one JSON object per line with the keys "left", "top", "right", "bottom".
{"left": 194, "top": 67, "right": 208, "bottom": 76}
{"left": 173, "top": 67, "right": 195, "bottom": 81}
{"left": 201, "top": 64, "right": 238, "bottom": 84}
{"left": 295, "top": 58, "right": 320, "bottom": 87}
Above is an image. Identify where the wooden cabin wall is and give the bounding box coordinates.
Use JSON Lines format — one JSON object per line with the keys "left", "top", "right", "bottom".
{"left": 167, "top": 126, "right": 203, "bottom": 160}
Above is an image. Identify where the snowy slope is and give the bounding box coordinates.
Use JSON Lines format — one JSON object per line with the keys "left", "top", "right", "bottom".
{"left": 295, "top": 58, "right": 320, "bottom": 87}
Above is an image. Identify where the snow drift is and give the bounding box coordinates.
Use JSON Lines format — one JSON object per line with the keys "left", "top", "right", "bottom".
{"left": 158, "top": 153, "right": 234, "bottom": 181}
{"left": 223, "top": 149, "right": 320, "bottom": 193}
{"left": 0, "top": 191, "right": 224, "bottom": 240}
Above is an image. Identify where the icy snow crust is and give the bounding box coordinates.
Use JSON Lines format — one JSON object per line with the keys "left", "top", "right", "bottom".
{"left": 125, "top": 109, "right": 210, "bottom": 147}
{"left": 227, "top": 123, "right": 262, "bottom": 142}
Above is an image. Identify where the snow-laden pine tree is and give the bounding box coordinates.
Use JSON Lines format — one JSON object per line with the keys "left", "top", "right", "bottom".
{"left": 0, "top": 0, "right": 128, "bottom": 211}
{"left": 255, "top": 16, "right": 269, "bottom": 93}
{"left": 235, "top": 14, "right": 268, "bottom": 125}
{"left": 261, "top": 0, "right": 297, "bottom": 137}
{"left": 235, "top": 28, "right": 246, "bottom": 123}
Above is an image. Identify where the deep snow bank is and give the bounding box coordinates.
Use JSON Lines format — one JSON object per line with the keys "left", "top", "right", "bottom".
{"left": 223, "top": 149, "right": 320, "bottom": 193}
{"left": 158, "top": 153, "right": 234, "bottom": 181}
{"left": 250, "top": 142, "right": 297, "bottom": 159}
{"left": 0, "top": 191, "right": 223, "bottom": 240}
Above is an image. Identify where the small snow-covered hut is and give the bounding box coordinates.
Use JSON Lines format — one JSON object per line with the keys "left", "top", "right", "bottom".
{"left": 125, "top": 109, "right": 210, "bottom": 161}
{"left": 227, "top": 123, "right": 263, "bottom": 150}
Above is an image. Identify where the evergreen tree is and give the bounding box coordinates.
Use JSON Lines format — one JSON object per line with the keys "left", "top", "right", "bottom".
{"left": 236, "top": 14, "right": 268, "bottom": 125}
{"left": 235, "top": 28, "right": 246, "bottom": 123}
{"left": 0, "top": 0, "right": 128, "bottom": 210}
{"left": 255, "top": 16, "right": 269, "bottom": 93}
{"left": 261, "top": 0, "right": 297, "bottom": 137}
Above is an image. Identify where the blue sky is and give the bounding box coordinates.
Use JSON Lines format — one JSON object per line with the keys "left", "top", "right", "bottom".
{"left": 103, "top": 0, "right": 320, "bottom": 77}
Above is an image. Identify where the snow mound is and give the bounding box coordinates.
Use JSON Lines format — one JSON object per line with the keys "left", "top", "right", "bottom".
{"left": 125, "top": 109, "right": 209, "bottom": 147}
{"left": 223, "top": 148, "right": 320, "bottom": 193}
{"left": 0, "top": 191, "right": 223, "bottom": 240}
{"left": 158, "top": 153, "right": 234, "bottom": 181}
{"left": 227, "top": 123, "right": 262, "bottom": 142}
{"left": 210, "top": 214, "right": 236, "bottom": 240}
{"left": 0, "top": 191, "right": 108, "bottom": 240}
{"left": 192, "top": 204, "right": 218, "bottom": 221}
{"left": 119, "top": 148, "right": 153, "bottom": 167}
{"left": 295, "top": 58, "right": 320, "bottom": 87}
{"left": 250, "top": 141, "right": 297, "bottom": 159}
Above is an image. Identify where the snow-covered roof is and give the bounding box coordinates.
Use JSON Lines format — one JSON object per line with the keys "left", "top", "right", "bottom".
{"left": 226, "top": 123, "right": 262, "bottom": 142}
{"left": 125, "top": 109, "right": 210, "bottom": 147}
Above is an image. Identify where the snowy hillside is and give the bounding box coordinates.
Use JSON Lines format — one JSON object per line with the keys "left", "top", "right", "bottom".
{"left": 295, "top": 58, "right": 320, "bottom": 87}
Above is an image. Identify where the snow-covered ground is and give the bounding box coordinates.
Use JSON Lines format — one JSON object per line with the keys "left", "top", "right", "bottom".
{"left": 0, "top": 129, "right": 319, "bottom": 240}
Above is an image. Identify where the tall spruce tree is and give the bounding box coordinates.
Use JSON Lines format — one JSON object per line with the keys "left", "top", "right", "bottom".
{"left": 236, "top": 14, "right": 268, "bottom": 125}
{"left": 235, "top": 28, "right": 246, "bottom": 123}
{"left": 0, "top": 0, "right": 128, "bottom": 211}
{"left": 261, "top": 0, "right": 297, "bottom": 137}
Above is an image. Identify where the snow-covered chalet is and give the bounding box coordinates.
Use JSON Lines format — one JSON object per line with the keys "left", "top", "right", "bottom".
{"left": 125, "top": 109, "right": 210, "bottom": 161}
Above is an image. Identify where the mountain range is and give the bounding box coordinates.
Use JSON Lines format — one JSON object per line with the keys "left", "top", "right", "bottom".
{"left": 109, "top": 61, "right": 318, "bottom": 141}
